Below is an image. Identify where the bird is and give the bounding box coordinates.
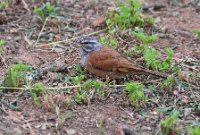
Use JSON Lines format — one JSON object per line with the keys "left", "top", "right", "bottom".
{"left": 76, "top": 37, "right": 168, "bottom": 79}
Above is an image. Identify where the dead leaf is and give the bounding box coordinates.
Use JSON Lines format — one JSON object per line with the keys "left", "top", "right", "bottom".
{"left": 181, "top": 75, "right": 187, "bottom": 81}
{"left": 92, "top": 17, "right": 105, "bottom": 27}
{"left": 150, "top": 110, "right": 160, "bottom": 115}
{"left": 39, "top": 44, "right": 51, "bottom": 49}
{"left": 53, "top": 34, "right": 62, "bottom": 42}
{"left": 29, "top": 130, "right": 36, "bottom": 135}
{"left": 173, "top": 57, "right": 183, "bottom": 63}
{"left": 7, "top": 111, "right": 24, "bottom": 123}
{"left": 173, "top": 90, "right": 178, "bottom": 96}
{"left": 108, "top": 6, "right": 117, "bottom": 12}
{"left": 17, "top": 54, "right": 42, "bottom": 66}
{"left": 181, "top": 96, "right": 189, "bottom": 104}
{"left": 169, "top": 131, "right": 178, "bottom": 135}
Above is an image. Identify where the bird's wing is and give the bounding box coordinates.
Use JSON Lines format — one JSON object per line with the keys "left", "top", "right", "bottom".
{"left": 87, "top": 47, "right": 134, "bottom": 73}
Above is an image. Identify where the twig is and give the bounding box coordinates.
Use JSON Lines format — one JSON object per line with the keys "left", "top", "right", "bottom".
{"left": 36, "top": 28, "right": 108, "bottom": 48}
{"left": 182, "top": 64, "right": 199, "bottom": 72}
{"left": 0, "top": 84, "right": 125, "bottom": 91}
{"left": 0, "top": 103, "right": 8, "bottom": 115}
{"left": 170, "top": 2, "right": 192, "bottom": 12}
{"left": 143, "top": 78, "right": 163, "bottom": 85}
{"left": 98, "top": 118, "right": 105, "bottom": 135}
{"left": 143, "top": 3, "right": 166, "bottom": 11}
{"left": 23, "top": 33, "right": 33, "bottom": 49}
{"left": 21, "top": 0, "right": 31, "bottom": 13}
{"left": 33, "top": 17, "right": 49, "bottom": 48}
{"left": 0, "top": 54, "right": 8, "bottom": 68}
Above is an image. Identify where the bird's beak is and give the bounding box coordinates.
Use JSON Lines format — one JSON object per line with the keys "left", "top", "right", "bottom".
{"left": 73, "top": 39, "right": 83, "bottom": 48}
{"left": 73, "top": 44, "right": 82, "bottom": 48}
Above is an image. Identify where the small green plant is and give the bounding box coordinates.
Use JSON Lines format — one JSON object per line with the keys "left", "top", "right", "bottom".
{"left": 99, "top": 36, "right": 118, "bottom": 49}
{"left": 145, "top": 16, "right": 155, "bottom": 27}
{"left": 107, "top": 0, "right": 144, "bottom": 29}
{"left": 34, "top": 2, "right": 59, "bottom": 22}
{"left": 73, "top": 64, "right": 86, "bottom": 76}
{"left": 93, "top": 81, "right": 104, "bottom": 90}
{"left": 0, "top": 39, "right": 6, "bottom": 54}
{"left": 72, "top": 78, "right": 106, "bottom": 104}
{"left": 70, "top": 75, "right": 84, "bottom": 85}
{"left": 82, "top": 79, "right": 93, "bottom": 90}
{"left": 81, "top": 80, "right": 105, "bottom": 100}
{"left": 30, "top": 83, "right": 45, "bottom": 107}
{"left": 65, "top": 98, "right": 73, "bottom": 107}
{"left": 144, "top": 48, "right": 160, "bottom": 70}
{"left": 160, "top": 112, "right": 180, "bottom": 135}
{"left": 3, "top": 64, "right": 30, "bottom": 87}
{"left": 106, "top": 19, "right": 116, "bottom": 34}
{"left": 93, "top": 81, "right": 105, "bottom": 97}
{"left": 75, "top": 92, "right": 87, "bottom": 104}
{"left": 193, "top": 29, "right": 200, "bottom": 39}
{"left": 107, "top": 0, "right": 156, "bottom": 30}
{"left": 31, "top": 83, "right": 45, "bottom": 96}
{"left": 187, "top": 126, "right": 200, "bottom": 135}
{"left": 127, "top": 30, "right": 158, "bottom": 55}
{"left": 98, "top": 118, "right": 105, "bottom": 135}
{"left": 55, "top": 106, "right": 72, "bottom": 129}
{"left": 144, "top": 48, "right": 174, "bottom": 72}
{"left": 162, "top": 76, "right": 175, "bottom": 91}
{"left": 125, "top": 82, "right": 145, "bottom": 107}
{"left": 133, "top": 30, "right": 158, "bottom": 44}
{"left": 160, "top": 48, "right": 174, "bottom": 71}
{"left": 0, "top": 0, "right": 10, "bottom": 10}
{"left": 30, "top": 93, "right": 40, "bottom": 107}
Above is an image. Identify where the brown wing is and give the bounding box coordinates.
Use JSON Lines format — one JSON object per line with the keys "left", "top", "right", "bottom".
{"left": 87, "top": 46, "right": 134, "bottom": 73}
{"left": 86, "top": 46, "right": 168, "bottom": 79}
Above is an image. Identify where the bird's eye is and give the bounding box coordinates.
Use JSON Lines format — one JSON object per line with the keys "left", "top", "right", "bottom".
{"left": 80, "top": 40, "right": 90, "bottom": 44}
{"left": 82, "top": 44, "right": 94, "bottom": 52}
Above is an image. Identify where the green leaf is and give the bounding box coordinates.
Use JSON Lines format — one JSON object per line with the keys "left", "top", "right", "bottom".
{"left": 160, "top": 111, "right": 180, "bottom": 135}
{"left": 187, "top": 126, "right": 200, "bottom": 135}
{"left": 34, "top": 2, "right": 59, "bottom": 22}
{"left": 144, "top": 48, "right": 159, "bottom": 70}
{"left": 3, "top": 64, "right": 30, "bottom": 87}
{"left": 162, "top": 76, "right": 175, "bottom": 91}
{"left": 82, "top": 79, "right": 93, "bottom": 90}
{"left": 110, "top": 0, "right": 144, "bottom": 29}
{"left": 193, "top": 29, "right": 200, "bottom": 38}
{"left": 145, "top": 16, "right": 155, "bottom": 27}
{"left": 0, "top": 39, "right": 6, "bottom": 54}
{"left": 71, "top": 75, "right": 84, "bottom": 85}
{"left": 31, "top": 92, "right": 41, "bottom": 107}
{"left": 132, "top": 31, "right": 158, "bottom": 44}
{"left": 93, "top": 81, "right": 104, "bottom": 90}
{"left": 31, "top": 83, "right": 45, "bottom": 96}
{"left": 165, "top": 48, "right": 174, "bottom": 58}
{"left": 125, "top": 82, "right": 145, "bottom": 106}
{"left": 75, "top": 92, "right": 87, "bottom": 104}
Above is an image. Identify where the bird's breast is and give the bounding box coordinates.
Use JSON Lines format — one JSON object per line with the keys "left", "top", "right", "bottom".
{"left": 81, "top": 54, "right": 89, "bottom": 66}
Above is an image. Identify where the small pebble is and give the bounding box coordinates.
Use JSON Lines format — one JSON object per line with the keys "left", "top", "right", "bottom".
{"left": 66, "top": 129, "right": 76, "bottom": 135}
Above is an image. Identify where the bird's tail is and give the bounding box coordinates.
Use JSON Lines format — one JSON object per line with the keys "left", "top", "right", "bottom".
{"left": 131, "top": 66, "right": 169, "bottom": 78}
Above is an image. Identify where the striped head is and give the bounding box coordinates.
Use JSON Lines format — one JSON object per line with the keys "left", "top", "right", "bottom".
{"left": 78, "top": 37, "right": 102, "bottom": 66}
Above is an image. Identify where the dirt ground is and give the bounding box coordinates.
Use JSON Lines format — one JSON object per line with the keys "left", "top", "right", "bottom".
{"left": 0, "top": 0, "right": 199, "bottom": 135}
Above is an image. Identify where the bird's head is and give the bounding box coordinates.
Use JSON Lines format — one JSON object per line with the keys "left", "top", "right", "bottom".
{"left": 77, "top": 37, "right": 102, "bottom": 53}
{"left": 75, "top": 37, "right": 102, "bottom": 66}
